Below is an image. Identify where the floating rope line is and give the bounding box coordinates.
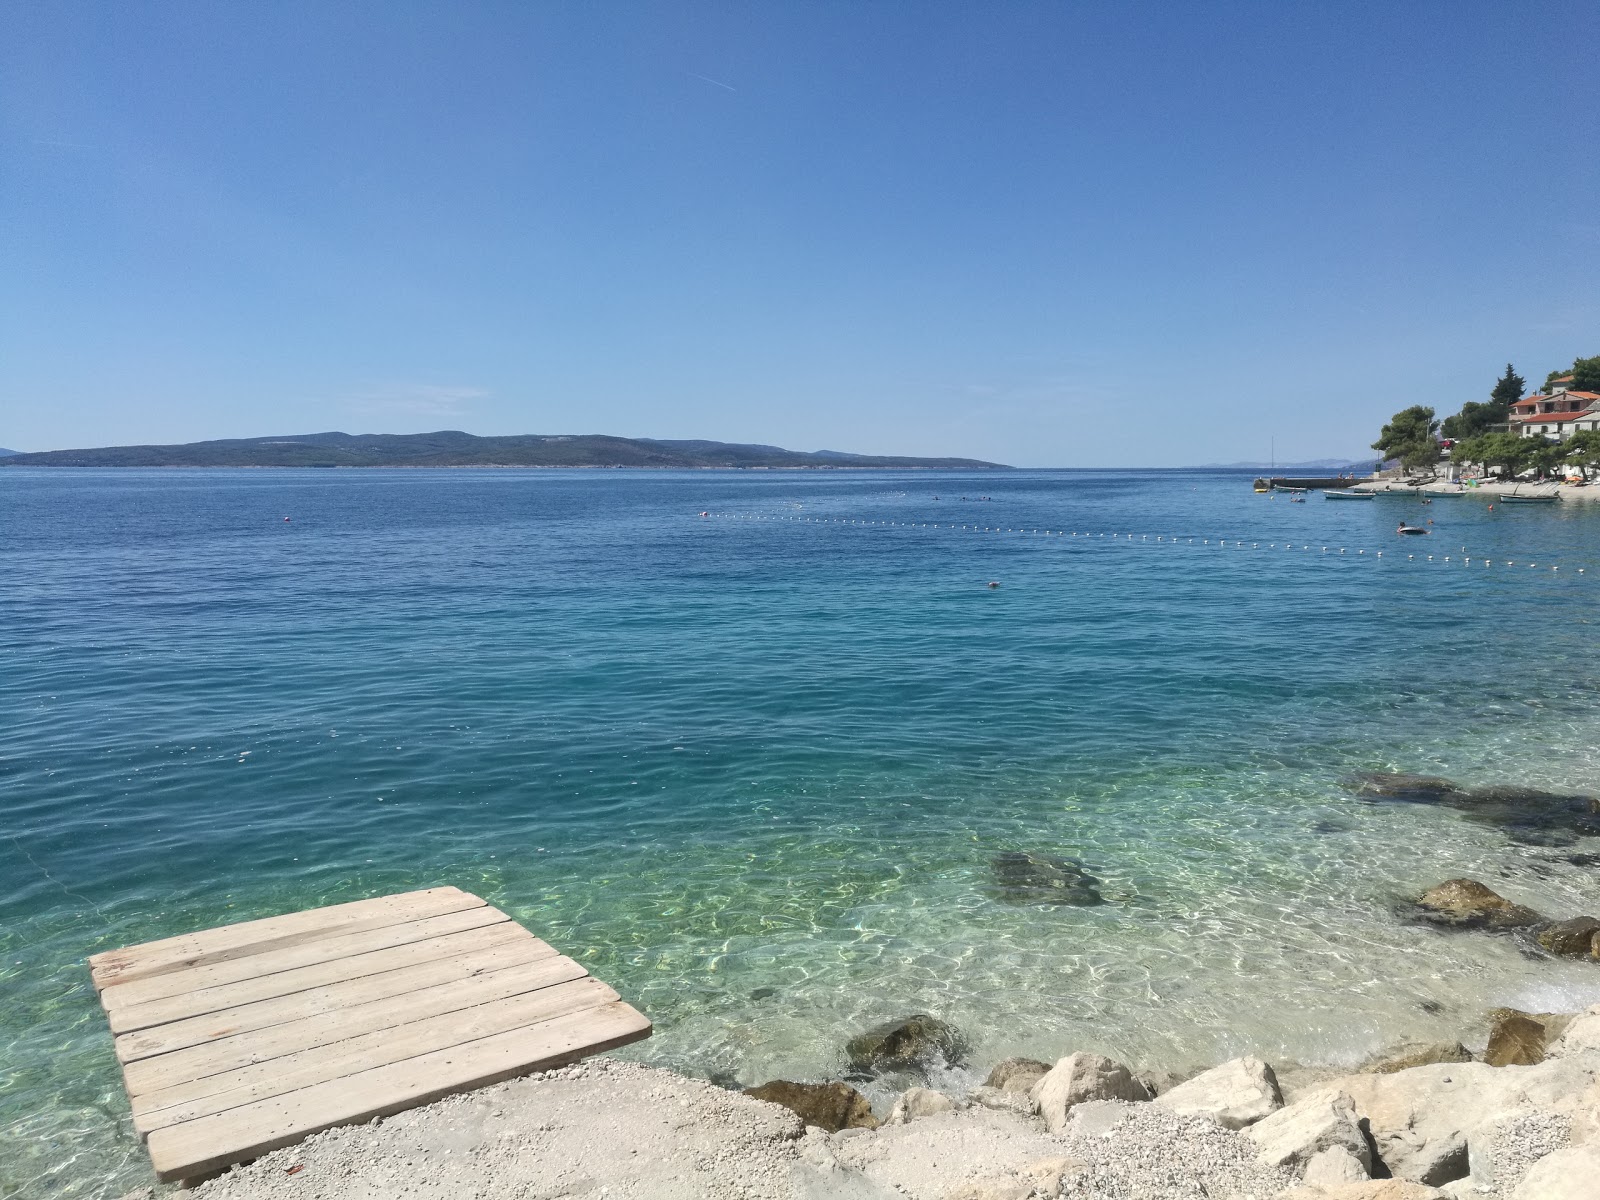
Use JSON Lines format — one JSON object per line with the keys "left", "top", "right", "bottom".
{"left": 698, "top": 513, "right": 1591, "bottom": 576}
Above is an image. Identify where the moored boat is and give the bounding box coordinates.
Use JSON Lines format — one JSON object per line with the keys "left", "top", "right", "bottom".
{"left": 1324, "top": 489, "right": 1374, "bottom": 501}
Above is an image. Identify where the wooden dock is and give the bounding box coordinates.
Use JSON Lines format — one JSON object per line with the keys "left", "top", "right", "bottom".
{"left": 89, "top": 886, "right": 651, "bottom": 1184}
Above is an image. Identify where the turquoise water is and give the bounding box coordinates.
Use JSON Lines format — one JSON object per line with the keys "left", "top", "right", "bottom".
{"left": 3, "top": 468, "right": 1599, "bottom": 1198}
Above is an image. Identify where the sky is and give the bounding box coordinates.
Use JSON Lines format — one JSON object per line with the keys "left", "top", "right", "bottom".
{"left": 3, "top": 1, "right": 1597, "bottom": 467}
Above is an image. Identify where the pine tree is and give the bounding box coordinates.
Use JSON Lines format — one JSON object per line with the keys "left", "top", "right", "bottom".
{"left": 1489, "top": 363, "right": 1525, "bottom": 410}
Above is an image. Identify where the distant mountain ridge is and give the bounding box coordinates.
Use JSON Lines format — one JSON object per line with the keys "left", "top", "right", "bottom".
{"left": 1199, "top": 458, "right": 1377, "bottom": 471}
{"left": 0, "top": 431, "right": 1006, "bottom": 470}
{"left": 0, "top": 447, "right": 16, "bottom": 457}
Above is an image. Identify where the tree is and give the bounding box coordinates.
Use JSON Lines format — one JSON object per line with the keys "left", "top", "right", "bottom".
{"left": 1441, "top": 363, "right": 1525, "bottom": 440}
{"left": 1524, "top": 437, "right": 1565, "bottom": 479}
{"left": 1453, "top": 432, "right": 1536, "bottom": 478}
{"left": 1572, "top": 355, "right": 1600, "bottom": 393}
{"left": 1373, "top": 405, "right": 1440, "bottom": 473}
{"left": 1566, "top": 430, "right": 1600, "bottom": 478}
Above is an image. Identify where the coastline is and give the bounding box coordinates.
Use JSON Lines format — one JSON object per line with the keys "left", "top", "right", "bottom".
{"left": 174, "top": 992, "right": 1600, "bottom": 1199}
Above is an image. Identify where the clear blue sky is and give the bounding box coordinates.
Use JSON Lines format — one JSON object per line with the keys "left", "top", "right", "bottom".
{"left": 3, "top": 1, "right": 1596, "bottom": 466}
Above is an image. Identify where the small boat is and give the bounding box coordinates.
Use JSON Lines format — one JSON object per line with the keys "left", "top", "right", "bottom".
{"left": 1397, "top": 524, "right": 1429, "bottom": 536}
{"left": 1288, "top": 494, "right": 1306, "bottom": 503}
{"left": 1324, "top": 489, "right": 1374, "bottom": 500}
{"left": 1499, "top": 494, "right": 1559, "bottom": 504}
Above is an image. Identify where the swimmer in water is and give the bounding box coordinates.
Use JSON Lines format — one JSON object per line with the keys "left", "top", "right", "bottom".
{"left": 987, "top": 581, "right": 1000, "bottom": 588}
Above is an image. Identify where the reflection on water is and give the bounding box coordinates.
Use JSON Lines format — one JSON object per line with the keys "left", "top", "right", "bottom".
{"left": 2, "top": 468, "right": 1598, "bottom": 1197}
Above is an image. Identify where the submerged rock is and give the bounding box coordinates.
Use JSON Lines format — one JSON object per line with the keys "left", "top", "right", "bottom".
{"left": 1535, "top": 916, "right": 1600, "bottom": 958}
{"left": 1409, "top": 879, "right": 1543, "bottom": 930}
{"left": 844, "top": 1014, "right": 966, "bottom": 1075}
{"left": 1359, "top": 1042, "right": 1473, "bottom": 1074}
{"left": 986, "top": 851, "right": 1105, "bottom": 907}
{"left": 1350, "top": 773, "right": 1464, "bottom": 802}
{"left": 743, "top": 1079, "right": 879, "bottom": 1131}
{"left": 1349, "top": 774, "right": 1600, "bottom": 846}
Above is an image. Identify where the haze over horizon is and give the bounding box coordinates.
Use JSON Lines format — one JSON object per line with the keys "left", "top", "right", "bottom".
{"left": 4, "top": 2, "right": 1596, "bottom": 466}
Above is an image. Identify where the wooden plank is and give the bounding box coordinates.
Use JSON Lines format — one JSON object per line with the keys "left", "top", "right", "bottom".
{"left": 116, "top": 937, "right": 561, "bottom": 1068}
{"left": 120, "top": 951, "right": 580, "bottom": 1089}
{"left": 133, "top": 976, "right": 618, "bottom": 1133}
{"left": 145, "top": 1000, "right": 652, "bottom": 1182}
{"left": 100, "top": 905, "right": 510, "bottom": 1011}
{"left": 89, "top": 887, "right": 482, "bottom": 992}
{"left": 106, "top": 922, "right": 531, "bottom": 1035}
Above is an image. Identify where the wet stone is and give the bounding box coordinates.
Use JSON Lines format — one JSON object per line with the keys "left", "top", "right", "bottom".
{"left": 1407, "top": 878, "right": 1544, "bottom": 931}
{"left": 987, "top": 851, "right": 1105, "bottom": 907}
{"left": 743, "top": 1080, "right": 879, "bottom": 1131}
{"left": 1348, "top": 774, "right": 1600, "bottom": 847}
{"left": 1535, "top": 916, "right": 1600, "bottom": 958}
{"left": 1348, "top": 772, "right": 1464, "bottom": 802}
{"left": 845, "top": 1014, "right": 967, "bottom": 1075}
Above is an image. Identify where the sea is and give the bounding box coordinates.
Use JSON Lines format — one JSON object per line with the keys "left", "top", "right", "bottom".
{"left": 3, "top": 467, "right": 1599, "bottom": 1198}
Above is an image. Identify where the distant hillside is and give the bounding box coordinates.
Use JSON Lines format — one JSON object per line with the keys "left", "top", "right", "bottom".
{"left": 0, "top": 431, "right": 1006, "bottom": 470}
{"left": 0, "top": 448, "right": 16, "bottom": 457}
{"left": 1199, "top": 458, "right": 1378, "bottom": 471}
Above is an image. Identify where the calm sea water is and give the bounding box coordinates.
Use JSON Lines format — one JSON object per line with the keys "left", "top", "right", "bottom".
{"left": 3, "top": 467, "right": 1599, "bottom": 1198}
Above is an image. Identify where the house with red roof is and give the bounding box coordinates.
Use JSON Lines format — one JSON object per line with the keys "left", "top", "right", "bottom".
{"left": 1509, "top": 378, "right": 1600, "bottom": 439}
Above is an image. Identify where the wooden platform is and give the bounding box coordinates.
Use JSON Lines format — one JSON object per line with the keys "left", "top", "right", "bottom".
{"left": 89, "top": 886, "right": 651, "bottom": 1184}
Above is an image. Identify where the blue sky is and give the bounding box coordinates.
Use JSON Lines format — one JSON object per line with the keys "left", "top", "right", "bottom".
{"left": 3, "top": 1, "right": 1596, "bottom": 466}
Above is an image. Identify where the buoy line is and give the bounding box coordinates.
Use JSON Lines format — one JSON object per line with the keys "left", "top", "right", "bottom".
{"left": 697, "top": 512, "right": 1591, "bottom": 577}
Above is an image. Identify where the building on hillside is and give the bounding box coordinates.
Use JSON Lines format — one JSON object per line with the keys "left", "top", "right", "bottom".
{"left": 1509, "top": 388, "right": 1600, "bottom": 438}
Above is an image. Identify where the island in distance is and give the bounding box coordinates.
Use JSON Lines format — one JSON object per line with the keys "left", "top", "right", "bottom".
{"left": 0, "top": 431, "right": 1008, "bottom": 470}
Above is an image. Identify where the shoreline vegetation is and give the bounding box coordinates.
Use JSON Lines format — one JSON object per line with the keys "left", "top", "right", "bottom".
{"left": 0, "top": 431, "right": 1008, "bottom": 471}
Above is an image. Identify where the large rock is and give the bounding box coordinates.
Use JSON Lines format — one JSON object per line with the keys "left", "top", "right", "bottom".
{"left": 943, "top": 1158, "right": 1084, "bottom": 1200}
{"left": 1359, "top": 1042, "right": 1472, "bottom": 1074}
{"left": 986, "top": 851, "right": 1104, "bottom": 906}
{"left": 1153, "top": 1055, "right": 1283, "bottom": 1129}
{"left": 1302, "top": 1146, "right": 1371, "bottom": 1185}
{"left": 886, "top": 1086, "right": 956, "bottom": 1124}
{"left": 744, "top": 1080, "right": 880, "bottom": 1131}
{"left": 1536, "top": 916, "right": 1600, "bottom": 957}
{"left": 1029, "top": 1052, "right": 1150, "bottom": 1134}
{"left": 1485, "top": 1008, "right": 1576, "bottom": 1067}
{"left": 1293, "top": 1054, "right": 1600, "bottom": 1186}
{"left": 1548, "top": 1006, "right": 1600, "bottom": 1058}
{"left": 1411, "top": 879, "right": 1543, "bottom": 930}
{"left": 1245, "top": 1091, "right": 1371, "bottom": 1174}
{"left": 981, "top": 1057, "right": 1052, "bottom": 1094}
{"left": 845, "top": 1014, "right": 967, "bottom": 1074}
{"left": 1509, "top": 1144, "right": 1600, "bottom": 1200}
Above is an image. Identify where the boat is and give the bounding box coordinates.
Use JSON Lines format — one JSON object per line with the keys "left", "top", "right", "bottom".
{"left": 1499, "top": 494, "right": 1560, "bottom": 505}
{"left": 1324, "top": 489, "right": 1374, "bottom": 500}
{"left": 1397, "top": 525, "right": 1429, "bottom": 535}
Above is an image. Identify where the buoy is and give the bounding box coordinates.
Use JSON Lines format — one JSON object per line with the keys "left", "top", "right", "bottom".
{"left": 283, "top": 516, "right": 291, "bottom": 522}
{"left": 987, "top": 581, "right": 1000, "bottom": 589}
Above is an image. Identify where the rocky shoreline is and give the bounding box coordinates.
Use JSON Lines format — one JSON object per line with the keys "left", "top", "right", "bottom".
{"left": 162, "top": 867, "right": 1600, "bottom": 1200}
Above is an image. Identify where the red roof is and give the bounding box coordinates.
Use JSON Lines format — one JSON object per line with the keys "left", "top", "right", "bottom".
{"left": 1552, "top": 374, "right": 1575, "bottom": 383}
{"left": 1512, "top": 410, "right": 1596, "bottom": 424}
{"left": 1567, "top": 390, "right": 1600, "bottom": 401}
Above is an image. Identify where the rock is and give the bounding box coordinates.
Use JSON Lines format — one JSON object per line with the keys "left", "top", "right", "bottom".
{"left": 967, "top": 1085, "right": 1034, "bottom": 1115}
{"left": 1349, "top": 773, "right": 1463, "bottom": 802}
{"left": 1537, "top": 916, "right": 1600, "bottom": 957}
{"left": 1411, "top": 879, "right": 1544, "bottom": 930}
{"left": 1278, "top": 1184, "right": 1447, "bottom": 1200}
{"left": 1060, "top": 1098, "right": 1132, "bottom": 1138}
{"left": 1359, "top": 1042, "right": 1473, "bottom": 1074}
{"left": 1303, "top": 1146, "right": 1373, "bottom": 1185}
{"left": 1484, "top": 1008, "right": 1577, "bottom": 1067}
{"left": 1451, "top": 785, "right": 1600, "bottom": 848}
{"left": 1153, "top": 1055, "right": 1283, "bottom": 1130}
{"left": 986, "top": 851, "right": 1104, "bottom": 906}
{"left": 845, "top": 1014, "right": 967, "bottom": 1074}
{"left": 1030, "top": 1052, "right": 1150, "bottom": 1134}
{"left": 743, "top": 1080, "right": 880, "bottom": 1132}
{"left": 1509, "top": 1144, "right": 1600, "bottom": 1199}
{"left": 1245, "top": 1091, "right": 1371, "bottom": 1174}
{"left": 1548, "top": 1006, "right": 1600, "bottom": 1058}
{"left": 886, "top": 1086, "right": 956, "bottom": 1124}
{"left": 982, "top": 1056, "right": 1052, "bottom": 1094}
{"left": 1288, "top": 1056, "right": 1600, "bottom": 1186}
